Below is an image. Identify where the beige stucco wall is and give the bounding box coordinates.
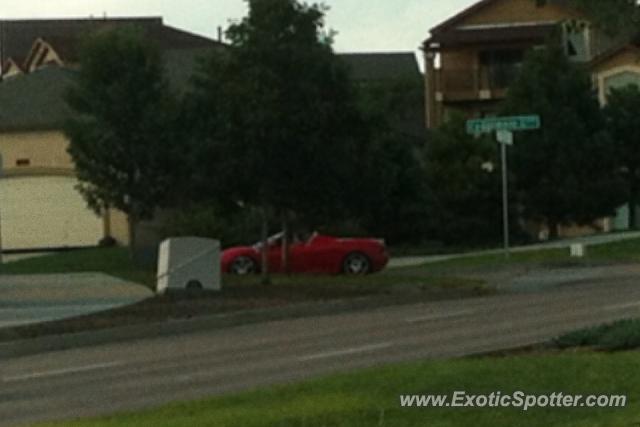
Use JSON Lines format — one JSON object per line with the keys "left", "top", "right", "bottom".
{"left": 0, "top": 130, "right": 74, "bottom": 176}
{"left": 107, "top": 208, "right": 131, "bottom": 246}
{"left": 0, "top": 130, "right": 131, "bottom": 246}
{"left": 459, "top": 0, "right": 580, "bottom": 27}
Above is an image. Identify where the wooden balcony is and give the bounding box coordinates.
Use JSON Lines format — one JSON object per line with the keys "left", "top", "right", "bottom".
{"left": 434, "top": 65, "right": 521, "bottom": 102}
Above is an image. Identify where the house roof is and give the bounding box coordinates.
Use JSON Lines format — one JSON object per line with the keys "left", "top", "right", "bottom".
{"left": 430, "top": 0, "right": 497, "bottom": 34}
{"left": 0, "top": 17, "right": 221, "bottom": 68}
{"left": 426, "top": 23, "right": 558, "bottom": 48}
{"left": 430, "top": 0, "right": 579, "bottom": 34}
{"left": 0, "top": 67, "right": 76, "bottom": 131}
{"left": 0, "top": 45, "right": 218, "bottom": 131}
{"left": 338, "top": 52, "right": 421, "bottom": 82}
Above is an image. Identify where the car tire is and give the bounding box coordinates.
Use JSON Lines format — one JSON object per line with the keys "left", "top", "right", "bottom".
{"left": 342, "top": 252, "right": 371, "bottom": 275}
{"left": 229, "top": 256, "right": 258, "bottom": 275}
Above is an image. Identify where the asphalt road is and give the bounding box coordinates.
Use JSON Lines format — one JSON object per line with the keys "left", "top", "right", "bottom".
{"left": 3, "top": 267, "right": 640, "bottom": 426}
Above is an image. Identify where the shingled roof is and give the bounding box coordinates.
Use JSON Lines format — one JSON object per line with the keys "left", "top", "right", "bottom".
{"left": 0, "top": 17, "right": 221, "bottom": 68}
{"left": 0, "top": 67, "right": 75, "bottom": 131}
{"left": 0, "top": 46, "right": 218, "bottom": 131}
{"left": 339, "top": 52, "right": 421, "bottom": 82}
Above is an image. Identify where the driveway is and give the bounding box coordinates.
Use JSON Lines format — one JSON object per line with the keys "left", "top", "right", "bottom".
{"left": 0, "top": 273, "right": 153, "bottom": 328}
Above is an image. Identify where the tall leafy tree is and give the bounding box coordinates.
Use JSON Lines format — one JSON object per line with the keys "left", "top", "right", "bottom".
{"left": 65, "top": 27, "right": 178, "bottom": 255}
{"left": 502, "top": 46, "right": 625, "bottom": 238}
{"left": 187, "top": 0, "right": 369, "bottom": 282}
{"left": 352, "top": 77, "right": 432, "bottom": 245}
{"left": 425, "top": 113, "right": 506, "bottom": 246}
{"left": 603, "top": 84, "right": 640, "bottom": 229}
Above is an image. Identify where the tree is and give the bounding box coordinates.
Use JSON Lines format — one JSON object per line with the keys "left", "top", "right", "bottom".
{"left": 603, "top": 84, "right": 640, "bottom": 229}
{"left": 425, "top": 113, "right": 507, "bottom": 246}
{"left": 187, "top": 0, "right": 369, "bottom": 282}
{"left": 349, "top": 76, "right": 432, "bottom": 245}
{"left": 65, "top": 27, "right": 178, "bottom": 256}
{"left": 502, "top": 46, "right": 625, "bottom": 238}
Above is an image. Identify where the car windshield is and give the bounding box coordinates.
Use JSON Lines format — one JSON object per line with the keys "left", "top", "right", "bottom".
{"left": 251, "top": 231, "right": 316, "bottom": 248}
{"left": 252, "top": 232, "right": 284, "bottom": 249}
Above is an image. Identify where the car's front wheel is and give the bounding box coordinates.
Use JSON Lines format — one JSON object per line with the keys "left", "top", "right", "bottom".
{"left": 229, "top": 256, "right": 258, "bottom": 275}
{"left": 342, "top": 252, "right": 371, "bottom": 275}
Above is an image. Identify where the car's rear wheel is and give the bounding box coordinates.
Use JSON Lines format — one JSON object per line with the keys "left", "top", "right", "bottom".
{"left": 342, "top": 252, "right": 371, "bottom": 275}
{"left": 229, "top": 256, "right": 258, "bottom": 275}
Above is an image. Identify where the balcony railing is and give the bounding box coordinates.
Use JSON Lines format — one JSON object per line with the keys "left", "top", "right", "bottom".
{"left": 434, "top": 65, "right": 522, "bottom": 101}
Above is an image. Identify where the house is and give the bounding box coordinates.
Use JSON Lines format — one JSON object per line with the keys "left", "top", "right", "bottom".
{"left": 0, "top": 18, "right": 421, "bottom": 252}
{"left": 0, "top": 17, "right": 222, "bottom": 251}
{"left": 423, "top": 0, "right": 640, "bottom": 237}
{"left": 422, "top": 0, "right": 624, "bottom": 129}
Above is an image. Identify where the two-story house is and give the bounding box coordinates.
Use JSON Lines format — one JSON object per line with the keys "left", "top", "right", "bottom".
{"left": 423, "top": 0, "right": 622, "bottom": 129}
{"left": 423, "top": 0, "right": 640, "bottom": 236}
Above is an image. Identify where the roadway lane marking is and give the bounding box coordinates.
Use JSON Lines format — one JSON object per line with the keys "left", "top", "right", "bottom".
{"left": 3, "top": 361, "right": 124, "bottom": 383}
{"left": 604, "top": 301, "right": 640, "bottom": 311}
{"left": 297, "top": 342, "right": 394, "bottom": 362}
{"left": 405, "top": 309, "right": 476, "bottom": 324}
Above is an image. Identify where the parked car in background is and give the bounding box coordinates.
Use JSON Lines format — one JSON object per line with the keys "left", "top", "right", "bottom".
{"left": 221, "top": 232, "right": 388, "bottom": 275}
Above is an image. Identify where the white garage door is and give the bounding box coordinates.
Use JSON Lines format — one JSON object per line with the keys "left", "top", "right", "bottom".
{"left": 0, "top": 176, "right": 103, "bottom": 250}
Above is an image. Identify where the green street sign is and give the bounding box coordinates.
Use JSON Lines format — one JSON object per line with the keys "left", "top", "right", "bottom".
{"left": 466, "top": 115, "right": 541, "bottom": 134}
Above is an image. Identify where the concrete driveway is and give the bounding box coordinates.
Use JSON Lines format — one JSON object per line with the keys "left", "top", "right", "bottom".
{"left": 0, "top": 273, "right": 153, "bottom": 328}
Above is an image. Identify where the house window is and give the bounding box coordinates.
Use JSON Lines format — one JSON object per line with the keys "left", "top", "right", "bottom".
{"left": 563, "top": 20, "right": 590, "bottom": 62}
{"left": 604, "top": 71, "right": 640, "bottom": 101}
{"left": 16, "top": 158, "right": 30, "bottom": 167}
{"left": 479, "top": 49, "right": 524, "bottom": 89}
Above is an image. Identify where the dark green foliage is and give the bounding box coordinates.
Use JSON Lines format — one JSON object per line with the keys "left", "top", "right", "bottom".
{"left": 502, "top": 46, "right": 626, "bottom": 238}
{"left": 345, "top": 74, "right": 431, "bottom": 245}
{"left": 603, "top": 84, "right": 640, "bottom": 229}
{"left": 425, "top": 113, "right": 507, "bottom": 246}
{"left": 554, "top": 319, "right": 640, "bottom": 351}
{"left": 186, "top": 0, "right": 368, "bottom": 225}
{"left": 65, "top": 27, "right": 179, "bottom": 241}
{"left": 162, "top": 204, "right": 266, "bottom": 248}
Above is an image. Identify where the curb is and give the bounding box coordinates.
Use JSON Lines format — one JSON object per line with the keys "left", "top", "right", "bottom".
{"left": 0, "top": 295, "right": 431, "bottom": 360}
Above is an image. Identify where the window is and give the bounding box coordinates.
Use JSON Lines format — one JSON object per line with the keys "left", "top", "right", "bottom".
{"left": 604, "top": 71, "right": 640, "bottom": 95}
{"left": 16, "top": 158, "right": 30, "bottom": 167}
{"left": 479, "top": 49, "right": 524, "bottom": 89}
{"left": 563, "top": 20, "right": 590, "bottom": 62}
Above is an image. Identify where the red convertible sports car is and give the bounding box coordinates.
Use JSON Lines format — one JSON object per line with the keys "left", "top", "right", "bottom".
{"left": 221, "top": 232, "right": 389, "bottom": 275}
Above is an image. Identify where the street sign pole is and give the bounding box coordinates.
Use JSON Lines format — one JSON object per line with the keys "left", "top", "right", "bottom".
{"left": 500, "top": 139, "right": 510, "bottom": 259}
{"left": 496, "top": 130, "right": 512, "bottom": 259}
{"left": 467, "top": 115, "right": 540, "bottom": 261}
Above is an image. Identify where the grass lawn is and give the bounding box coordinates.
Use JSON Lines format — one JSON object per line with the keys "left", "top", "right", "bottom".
{"left": 407, "top": 236, "right": 640, "bottom": 275}
{"left": 36, "top": 351, "right": 640, "bottom": 427}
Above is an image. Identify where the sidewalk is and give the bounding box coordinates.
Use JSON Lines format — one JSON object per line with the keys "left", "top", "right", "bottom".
{"left": 0, "top": 273, "right": 153, "bottom": 328}
{"left": 388, "top": 231, "right": 640, "bottom": 268}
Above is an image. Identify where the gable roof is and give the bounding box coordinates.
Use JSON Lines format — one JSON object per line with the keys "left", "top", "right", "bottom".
{"left": 431, "top": 0, "right": 497, "bottom": 34}
{"left": 339, "top": 52, "right": 421, "bottom": 82}
{"left": 0, "top": 17, "right": 222, "bottom": 69}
